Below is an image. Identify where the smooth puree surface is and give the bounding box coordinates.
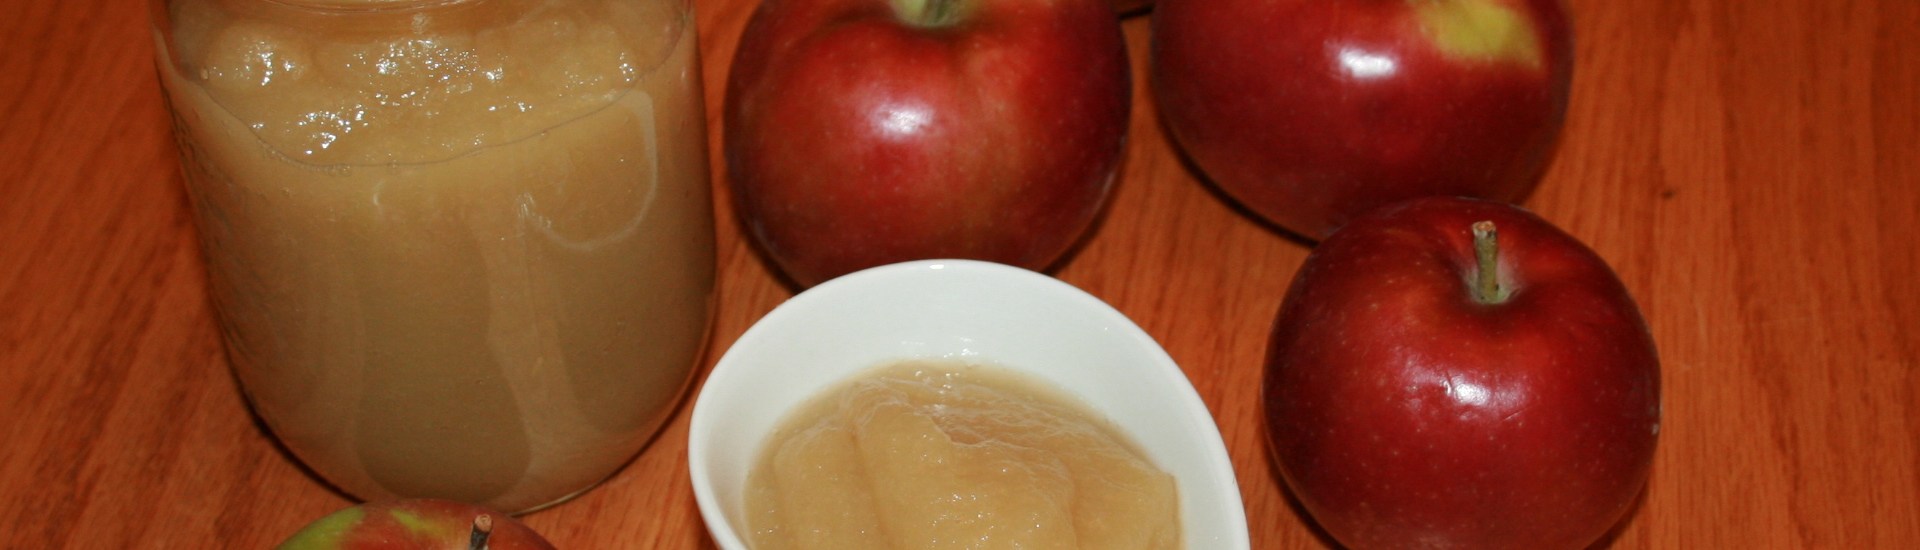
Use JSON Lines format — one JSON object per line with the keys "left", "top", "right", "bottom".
{"left": 745, "top": 361, "right": 1181, "bottom": 550}
{"left": 157, "top": 0, "right": 714, "bottom": 512}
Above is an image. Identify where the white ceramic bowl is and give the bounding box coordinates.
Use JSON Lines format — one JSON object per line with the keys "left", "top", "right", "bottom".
{"left": 687, "top": 259, "right": 1249, "bottom": 549}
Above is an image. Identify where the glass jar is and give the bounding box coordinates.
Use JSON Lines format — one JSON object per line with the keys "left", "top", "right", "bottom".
{"left": 152, "top": 0, "right": 715, "bottom": 513}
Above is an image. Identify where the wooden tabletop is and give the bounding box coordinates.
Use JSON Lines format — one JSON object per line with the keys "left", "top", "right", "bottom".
{"left": 4, "top": 0, "right": 1917, "bottom": 547}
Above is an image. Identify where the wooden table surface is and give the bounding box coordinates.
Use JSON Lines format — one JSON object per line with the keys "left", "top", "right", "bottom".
{"left": 4, "top": 0, "right": 1917, "bottom": 547}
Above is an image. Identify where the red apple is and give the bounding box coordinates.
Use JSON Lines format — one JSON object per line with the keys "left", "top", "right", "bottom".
{"left": 1263, "top": 197, "right": 1659, "bottom": 548}
{"left": 1151, "top": 0, "right": 1573, "bottom": 239}
{"left": 277, "top": 499, "right": 555, "bottom": 550}
{"left": 724, "top": 0, "right": 1130, "bottom": 287}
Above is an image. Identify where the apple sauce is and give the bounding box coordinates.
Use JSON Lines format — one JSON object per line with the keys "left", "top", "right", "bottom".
{"left": 745, "top": 361, "right": 1181, "bottom": 549}
{"left": 155, "top": 0, "right": 713, "bottom": 512}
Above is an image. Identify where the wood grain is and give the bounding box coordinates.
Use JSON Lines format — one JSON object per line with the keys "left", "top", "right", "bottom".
{"left": 2, "top": 0, "right": 1915, "bottom": 547}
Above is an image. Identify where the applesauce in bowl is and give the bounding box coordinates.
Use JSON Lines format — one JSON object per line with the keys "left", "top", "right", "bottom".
{"left": 744, "top": 359, "right": 1182, "bottom": 549}
{"left": 687, "top": 260, "right": 1249, "bottom": 549}
{"left": 153, "top": 0, "right": 715, "bottom": 513}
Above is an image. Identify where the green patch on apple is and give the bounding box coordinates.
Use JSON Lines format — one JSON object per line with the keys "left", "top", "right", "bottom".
{"left": 389, "top": 508, "right": 459, "bottom": 540}
{"left": 1416, "top": 0, "right": 1544, "bottom": 67}
{"left": 279, "top": 506, "right": 364, "bottom": 549}
{"left": 891, "top": 0, "right": 974, "bottom": 28}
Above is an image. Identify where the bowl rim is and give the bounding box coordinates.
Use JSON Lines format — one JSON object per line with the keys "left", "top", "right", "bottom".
{"left": 686, "top": 259, "right": 1250, "bottom": 549}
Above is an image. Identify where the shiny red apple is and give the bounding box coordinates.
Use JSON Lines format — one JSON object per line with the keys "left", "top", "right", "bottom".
{"left": 277, "top": 499, "right": 555, "bottom": 550}
{"left": 1263, "top": 197, "right": 1659, "bottom": 548}
{"left": 724, "top": 0, "right": 1130, "bottom": 287}
{"left": 1152, "top": 0, "right": 1573, "bottom": 239}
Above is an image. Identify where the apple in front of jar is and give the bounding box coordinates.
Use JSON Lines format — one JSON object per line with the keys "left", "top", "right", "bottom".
{"left": 1263, "top": 197, "right": 1659, "bottom": 548}
{"left": 276, "top": 499, "right": 555, "bottom": 550}
{"left": 724, "top": 0, "right": 1130, "bottom": 288}
{"left": 1152, "top": 0, "right": 1573, "bottom": 239}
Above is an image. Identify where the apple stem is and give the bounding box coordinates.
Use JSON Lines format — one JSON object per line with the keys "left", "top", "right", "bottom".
{"left": 469, "top": 514, "right": 493, "bottom": 550}
{"left": 1472, "top": 220, "right": 1510, "bottom": 304}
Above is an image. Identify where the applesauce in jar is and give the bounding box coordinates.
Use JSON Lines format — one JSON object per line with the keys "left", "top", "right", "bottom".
{"left": 745, "top": 360, "right": 1182, "bottom": 549}
{"left": 153, "top": 0, "right": 714, "bottom": 512}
